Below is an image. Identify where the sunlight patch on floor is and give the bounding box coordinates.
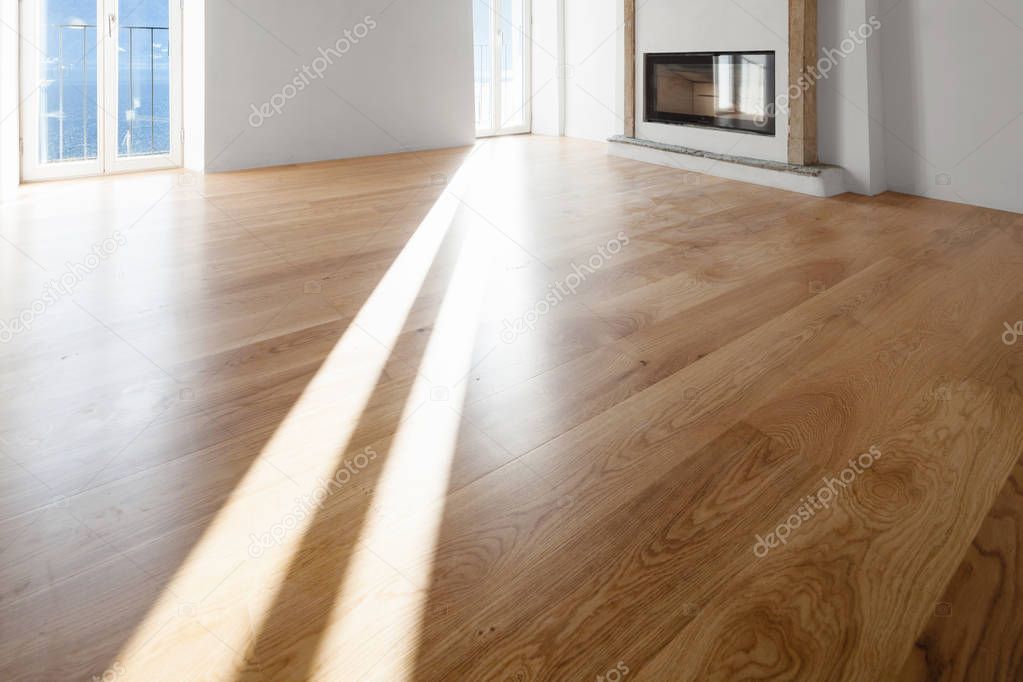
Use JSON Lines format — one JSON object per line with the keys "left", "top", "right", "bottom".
{"left": 312, "top": 219, "right": 497, "bottom": 680}
{"left": 108, "top": 169, "right": 469, "bottom": 680}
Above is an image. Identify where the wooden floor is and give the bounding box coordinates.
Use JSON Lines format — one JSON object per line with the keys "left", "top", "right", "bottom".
{"left": 1, "top": 135, "right": 1022, "bottom": 681}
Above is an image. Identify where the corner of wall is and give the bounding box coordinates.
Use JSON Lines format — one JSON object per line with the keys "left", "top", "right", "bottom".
{"left": 0, "top": 0, "right": 21, "bottom": 201}
{"left": 531, "top": 0, "right": 563, "bottom": 136}
{"left": 183, "top": 0, "right": 206, "bottom": 173}
{"left": 816, "top": 0, "right": 887, "bottom": 196}
{"left": 862, "top": 0, "right": 886, "bottom": 195}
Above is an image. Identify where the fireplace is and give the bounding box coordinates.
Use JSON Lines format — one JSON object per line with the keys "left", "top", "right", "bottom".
{"left": 644, "top": 52, "right": 776, "bottom": 136}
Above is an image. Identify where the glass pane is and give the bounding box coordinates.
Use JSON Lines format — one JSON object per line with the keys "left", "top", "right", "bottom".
{"left": 118, "top": 0, "right": 170, "bottom": 157}
{"left": 648, "top": 53, "right": 775, "bottom": 135}
{"left": 473, "top": 0, "right": 493, "bottom": 130}
{"left": 498, "top": 0, "right": 526, "bottom": 129}
{"left": 38, "top": 0, "right": 98, "bottom": 164}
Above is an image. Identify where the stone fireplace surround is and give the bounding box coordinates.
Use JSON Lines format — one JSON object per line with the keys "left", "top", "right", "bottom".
{"left": 610, "top": 0, "right": 846, "bottom": 196}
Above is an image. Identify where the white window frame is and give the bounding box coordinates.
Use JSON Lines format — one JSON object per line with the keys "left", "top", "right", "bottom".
{"left": 476, "top": 0, "right": 532, "bottom": 138}
{"left": 20, "top": 0, "right": 182, "bottom": 182}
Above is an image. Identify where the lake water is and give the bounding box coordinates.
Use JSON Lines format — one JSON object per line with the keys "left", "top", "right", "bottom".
{"left": 39, "top": 24, "right": 171, "bottom": 163}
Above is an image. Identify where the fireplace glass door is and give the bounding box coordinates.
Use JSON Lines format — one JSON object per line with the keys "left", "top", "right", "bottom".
{"left": 645, "top": 52, "right": 776, "bottom": 136}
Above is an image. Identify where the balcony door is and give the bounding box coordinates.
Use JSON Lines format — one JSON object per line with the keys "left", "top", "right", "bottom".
{"left": 474, "top": 0, "right": 531, "bottom": 137}
{"left": 21, "top": 0, "right": 182, "bottom": 181}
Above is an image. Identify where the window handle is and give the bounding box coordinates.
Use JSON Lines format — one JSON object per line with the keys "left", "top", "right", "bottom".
{"left": 108, "top": 14, "right": 117, "bottom": 38}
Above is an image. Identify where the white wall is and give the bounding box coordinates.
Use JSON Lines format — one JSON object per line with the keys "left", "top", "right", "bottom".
{"left": 183, "top": 0, "right": 205, "bottom": 172}
{"left": 203, "top": 0, "right": 475, "bottom": 172}
{"left": 563, "top": 0, "right": 622, "bottom": 141}
{"left": 878, "top": 0, "right": 1023, "bottom": 214}
{"left": 636, "top": 0, "right": 790, "bottom": 164}
{"left": 531, "top": 0, "right": 562, "bottom": 136}
{"left": 0, "top": 0, "right": 19, "bottom": 200}
{"left": 817, "top": 0, "right": 886, "bottom": 195}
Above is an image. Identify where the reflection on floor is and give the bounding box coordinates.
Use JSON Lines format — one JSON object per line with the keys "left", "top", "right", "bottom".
{"left": 1, "top": 135, "right": 1022, "bottom": 681}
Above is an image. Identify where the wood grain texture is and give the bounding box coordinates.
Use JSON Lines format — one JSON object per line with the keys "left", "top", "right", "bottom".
{"left": 624, "top": 0, "right": 636, "bottom": 138}
{"left": 0, "top": 135, "right": 1021, "bottom": 681}
{"left": 896, "top": 457, "right": 1023, "bottom": 682}
{"left": 788, "top": 0, "right": 819, "bottom": 165}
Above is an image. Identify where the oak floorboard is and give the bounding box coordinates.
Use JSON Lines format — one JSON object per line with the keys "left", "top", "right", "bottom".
{"left": 638, "top": 378, "right": 1023, "bottom": 681}
{"left": 1, "top": 136, "right": 1021, "bottom": 681}
{"left": 895, "top": 455, "right": 1023, "bottom": 682}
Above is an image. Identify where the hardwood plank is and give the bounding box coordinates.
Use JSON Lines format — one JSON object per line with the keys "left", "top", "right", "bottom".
{"left": 638, "top": 378, "right": 1023, "bottom": 680}
{"left": 404, "top": 423, "right": 823, "bottom": 680}
{"left": 1, "top": 135, "right": 1021, "bottom": 681}
{"left": 896, "top": 456, "right": 1023, "bottom": 682}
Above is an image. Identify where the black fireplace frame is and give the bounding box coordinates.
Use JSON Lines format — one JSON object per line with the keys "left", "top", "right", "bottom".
{"left": 644, "top": 51, "right": 777, "bottom": 136}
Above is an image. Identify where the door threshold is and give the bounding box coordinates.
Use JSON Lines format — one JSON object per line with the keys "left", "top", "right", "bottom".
{"left": 475, "top": 130, "right": 532, "bottom": 139}
{"left": 20, "top": 164, "right": 187, "bottom": 186}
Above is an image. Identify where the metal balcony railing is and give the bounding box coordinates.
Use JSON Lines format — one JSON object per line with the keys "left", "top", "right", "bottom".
{"left": 44, "top": 23, "right": 169, "bottom": 162}
{"left": 49, "top": 24, "right": 95, "bottom": 162}
{"left": 474, "top": 43, "right": 490, "bottom": 127}
{"left": 120, "top": 25, "right": 170, "bottom": 156}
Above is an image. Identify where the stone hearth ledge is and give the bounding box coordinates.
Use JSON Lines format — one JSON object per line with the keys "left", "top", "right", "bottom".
{"left": 607, "top": 135, "right": 846, "bottom": 198}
